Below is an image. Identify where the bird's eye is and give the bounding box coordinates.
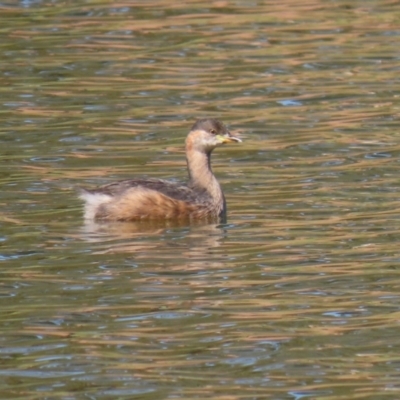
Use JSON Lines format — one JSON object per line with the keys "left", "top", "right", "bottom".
{"left": 210, "top": 129, "right": 216, "bottom": 135}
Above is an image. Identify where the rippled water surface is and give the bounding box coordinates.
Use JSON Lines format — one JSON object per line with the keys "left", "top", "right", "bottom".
{"left": 2, "top": 0, "right": 400, "bottom": 398}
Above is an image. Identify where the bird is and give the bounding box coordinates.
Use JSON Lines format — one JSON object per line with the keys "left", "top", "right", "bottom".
{"left": 79, "top": 118, "right": 241, "bottom": 222}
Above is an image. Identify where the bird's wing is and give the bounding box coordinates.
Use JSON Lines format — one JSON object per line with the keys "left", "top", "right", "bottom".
{"left": 85, "top": 178, "right": 200, "bottom": 203}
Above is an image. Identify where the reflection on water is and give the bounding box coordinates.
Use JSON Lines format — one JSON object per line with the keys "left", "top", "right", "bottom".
{"left": 79, "top": 220, "right": 225, "bottom": 258}
{"left": 2, "top": 0, "right": 400, "bottom": 399}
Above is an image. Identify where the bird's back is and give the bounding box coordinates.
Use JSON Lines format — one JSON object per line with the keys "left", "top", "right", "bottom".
{"left": 79, "top": 178, "right": 216, "bottom": 221}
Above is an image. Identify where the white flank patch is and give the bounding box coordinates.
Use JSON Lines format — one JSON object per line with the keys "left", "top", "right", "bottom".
{"left": 79, "top": 191, "right": 112, "bottom": 221}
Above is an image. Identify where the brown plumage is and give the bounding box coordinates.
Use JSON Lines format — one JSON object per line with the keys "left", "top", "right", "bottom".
{"left": 79, "top": 119, "right": 241, "bottom": 222}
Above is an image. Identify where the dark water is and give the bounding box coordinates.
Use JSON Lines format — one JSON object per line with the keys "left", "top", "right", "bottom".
{"left": 2, "top": 0, "right": 400, "bottom": 398}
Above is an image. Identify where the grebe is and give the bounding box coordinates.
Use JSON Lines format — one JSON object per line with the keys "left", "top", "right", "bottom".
{"left": 79, "top": 119, "right": 241, "bottom": 222}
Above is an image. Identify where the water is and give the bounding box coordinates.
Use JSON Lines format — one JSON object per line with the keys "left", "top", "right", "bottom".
{"left": 2, "top": 0, "right": 400, "bottom": 398}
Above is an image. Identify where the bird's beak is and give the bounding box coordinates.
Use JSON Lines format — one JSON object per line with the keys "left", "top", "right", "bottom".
{"left": 217, "top": 133, "right": 242, "bottom": 144}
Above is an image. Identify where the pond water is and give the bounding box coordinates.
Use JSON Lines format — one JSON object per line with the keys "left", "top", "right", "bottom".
{"left": 2, "top": 0, "right": 400, "bottom": 398}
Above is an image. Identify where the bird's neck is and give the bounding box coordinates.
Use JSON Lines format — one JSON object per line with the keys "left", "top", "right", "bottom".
{"left": 186, "top": 148, "right": 225, "bottom": 210}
